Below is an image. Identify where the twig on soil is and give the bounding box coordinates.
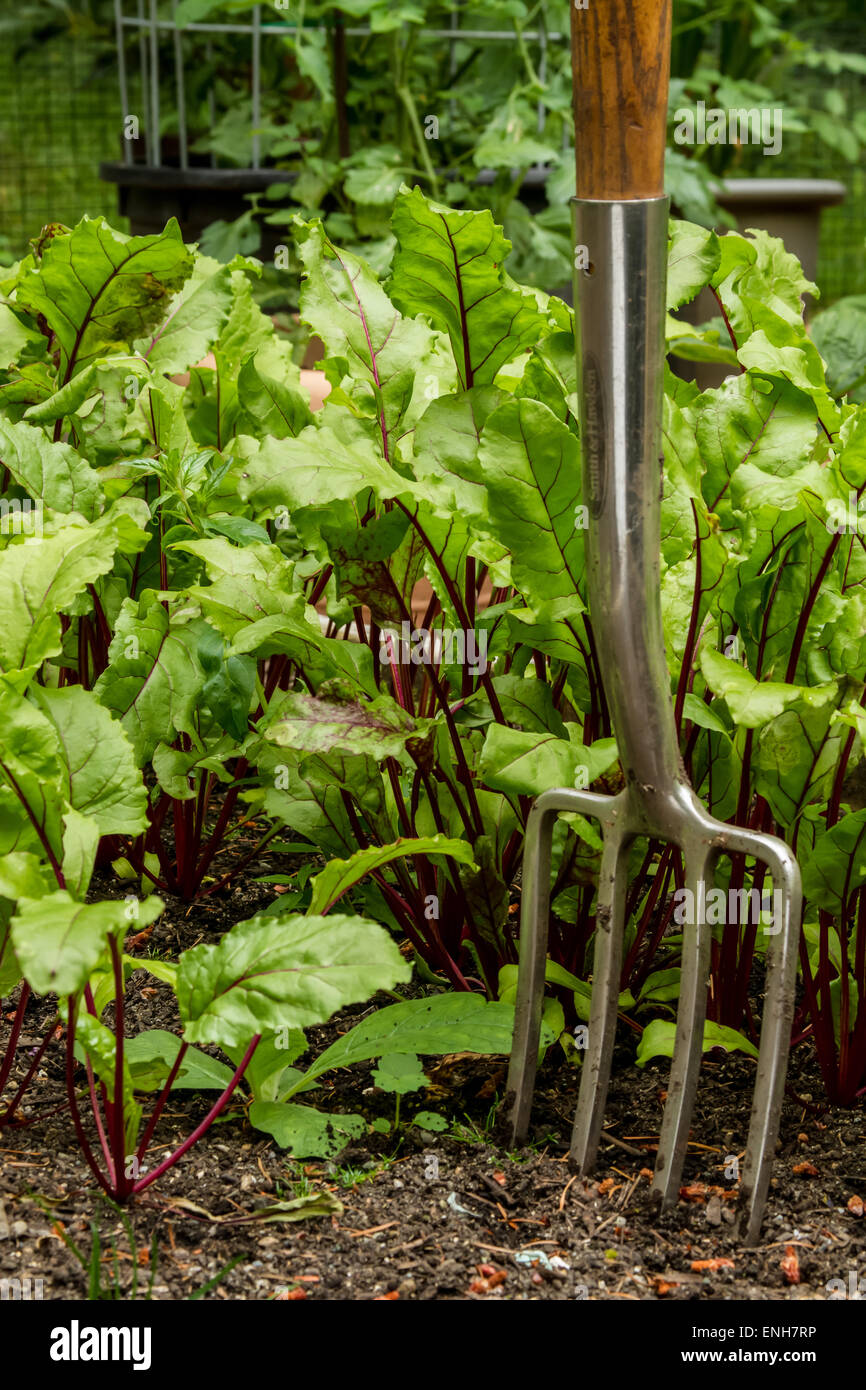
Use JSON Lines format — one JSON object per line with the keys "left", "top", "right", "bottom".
{"left": 344, "top": 1221, "right": 398, "bottom": 1238}
{"left": 599, "top": 1130, "right": 646, "bottom": 1157}
{"left": 559, "top": 1173, "right": 579, "bottom": 1211}
{"left": 648, "top": 1227, "right": 673, "bottom": 1248}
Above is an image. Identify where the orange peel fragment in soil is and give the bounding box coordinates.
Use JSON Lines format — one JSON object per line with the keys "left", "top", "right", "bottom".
{"left": 780, "top": 1246, "right": 801, "bottom": 1285}
{"left": 678, "top": 1183, "right": 737, "bottom": 1204}
{"left": 649, "top": 1275, "right": 679, "bottom": 1296}
{"left": 470, "top": 1264, "right": 508, "bottom": 1294}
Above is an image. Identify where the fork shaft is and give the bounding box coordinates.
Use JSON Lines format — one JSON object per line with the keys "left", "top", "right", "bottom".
{"left": 574, "top": 195, "right": 687, "bottom": 819}
{"left": 507, "top": 787, "right": 618, "bottom": 1146}
{"left": 570, "top": 828, "right": 631, "bottom": 1173}
{"left": 739, "top": 841, "right": 801, "bottom": 1243}
{"left": 653, "top": 849, "right": 716, "bottom": 1205}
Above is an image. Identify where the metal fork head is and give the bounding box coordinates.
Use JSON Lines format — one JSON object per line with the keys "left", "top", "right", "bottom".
{"left": 504, "top": 194, "right": 801, "bottom": 1243}
{"left": 505, "top": 784, "right": 801, "bottom": 1245}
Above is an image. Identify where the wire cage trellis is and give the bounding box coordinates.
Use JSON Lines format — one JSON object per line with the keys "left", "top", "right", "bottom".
{"left": 112, "top": 0, "right": 570, "bottom": 171}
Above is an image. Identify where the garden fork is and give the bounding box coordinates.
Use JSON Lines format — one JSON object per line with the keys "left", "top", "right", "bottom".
{"left": 505, "top": 0, "right": 801, "bottom": 1244}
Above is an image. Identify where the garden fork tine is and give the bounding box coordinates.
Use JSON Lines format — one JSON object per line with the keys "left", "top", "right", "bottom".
{"left": 505, "top": 0, "right": 802, "bottom": 1243}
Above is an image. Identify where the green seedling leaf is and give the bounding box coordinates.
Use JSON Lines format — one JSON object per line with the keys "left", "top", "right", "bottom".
{"left": 412, "top": 1111, "right": 448, "bottom": 1132}
{"left": 371, "top": 1052, "right": 428, "bottom": 1095}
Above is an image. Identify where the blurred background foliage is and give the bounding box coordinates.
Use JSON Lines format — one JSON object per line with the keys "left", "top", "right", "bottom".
{"left": 0, "top": 0, "right": 864, "bottom": 301}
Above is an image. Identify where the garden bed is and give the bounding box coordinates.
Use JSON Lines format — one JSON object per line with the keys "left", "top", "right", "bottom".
{"left": 1, "top": 186, "right": 865, "bottom": 1310}
{"left": 0, "top": 878, "right": 863, "bottom": 1302}
{"left": 2, "top": 1011, "right": 864, "bottom": 1300}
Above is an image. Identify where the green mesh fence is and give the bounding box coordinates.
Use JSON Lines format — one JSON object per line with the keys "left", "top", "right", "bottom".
{"left": 769, "top": 59, "right": 866, "bottom": 305}
{"left": 0, "top": 40, "right": 123, "bottom": 255}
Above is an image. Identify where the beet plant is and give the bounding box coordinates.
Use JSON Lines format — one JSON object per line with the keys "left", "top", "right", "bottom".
{"left": 0, "top": 196, "right": 864, "bottom": 1111}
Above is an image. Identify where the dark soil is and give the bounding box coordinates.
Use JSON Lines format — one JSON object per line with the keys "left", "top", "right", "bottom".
{"left": 2, "top": 874, "right": 865, "bottom": 1302}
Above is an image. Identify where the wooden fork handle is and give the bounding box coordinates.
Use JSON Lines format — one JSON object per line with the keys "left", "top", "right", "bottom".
{"left": 571, "top": 0, "right": 673, "bottom": 200}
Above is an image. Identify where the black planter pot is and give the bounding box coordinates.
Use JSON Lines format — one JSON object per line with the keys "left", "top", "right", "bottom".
{"left": 99, "top": 162, "right": 298, "bottom": 262}
{"left": 99, "top": 158, "right": 565, "bottom": 268}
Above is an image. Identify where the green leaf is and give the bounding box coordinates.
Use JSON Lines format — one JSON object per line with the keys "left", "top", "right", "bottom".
{"left": 247, "top": 1101, "right": 366, "bottom": 1156}
{"left": 389, "top": 187, "right": 548, "bottom": 391}
{"left": 371, "top": 1052, "right": 428, "bottom": 1094}
{"left": 31, "top": 685, "right": 148, "bottom": 835}
{"left": 226, "top": 1028, "right": 308, "bottom": 1102}
{"left": 197, "top": 623, "right": 255, "bottom": 741}
{"left": 636, "top": 1018, "right": 759, "bottom": 1067}
{"left": 753, "top": 692, "right": 844, "bottom": 828}
{"left": 810, "top": 294, "right": 866, "bottom": 397}
{"left": 479, "top": 726, "right": 618, "bottom": 798}
{"left": 137, "top": 252, "right": 234, "bottom": 376}
{"left": 281, "top": 993, "right": 518, "bottom": 1100}
{"left": 308, "top": 835, "right": 475, "bottom": 914}
{"left": 176, "top": 912, "right": 411, "bottom": 1048}
{"left": 0, "top": 519, "right": 123, "bottom": 675}
{"left": 412, "top": 385, "right": 506, "bottom": 520}
{"left": 236, "top": 426, "right": 409, "bottom": 521}
{"left": 0, "top": 851, "right": 55, "bottom": 903}
{"left": 667, "top": 219, "right": 720, "bottom": 311}
{"left": 73, "top": 1012, "right": 142, "bottom": 1152}
{"left": 412, "top": 1110, "right": 448, "bottom": 1132}
{"left": 94, "top": 595, "right": 206, "bottom": 763}
{"left": 124, "top": 1029, "right": 237, "bottom": 1092}
{"left": 11, "top": 891, "right": 163, "bottom": 997}
{"left": 123, "top": 953, "right": 177, "bottom": 989}
{"left": 293, "top": 216, "right": 448, "bottom": 446}
{"left": 801, "top": 809, "right": 866, "bottom": 917}
{"left": 477, "top": 398, "right": 587, "bottom": 660}
{"left": 16, "top": 217, "right": 192, "bottom": 381}
{"left": 265, "top": 688, "right": 429, "bottom": 764}
{"left": 236, "top": 352, "right": 313, "bottom": 440}
{"left": 699, "top": 647, "right": 834, "bottom": 730}
{"left": 637, "top": 968, "right": 682, "bottom": 1007}
{"left": 695, "top": 374, "right": 820, "bottom": 533}
{"left": 682, "top": 692, "right": 730, "bottom": 737}
{"left": 0, "top": 915, "right": 22, "bottom": 997}
{"left": 0, "top": 414, "right": 102, "bottom": 518}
